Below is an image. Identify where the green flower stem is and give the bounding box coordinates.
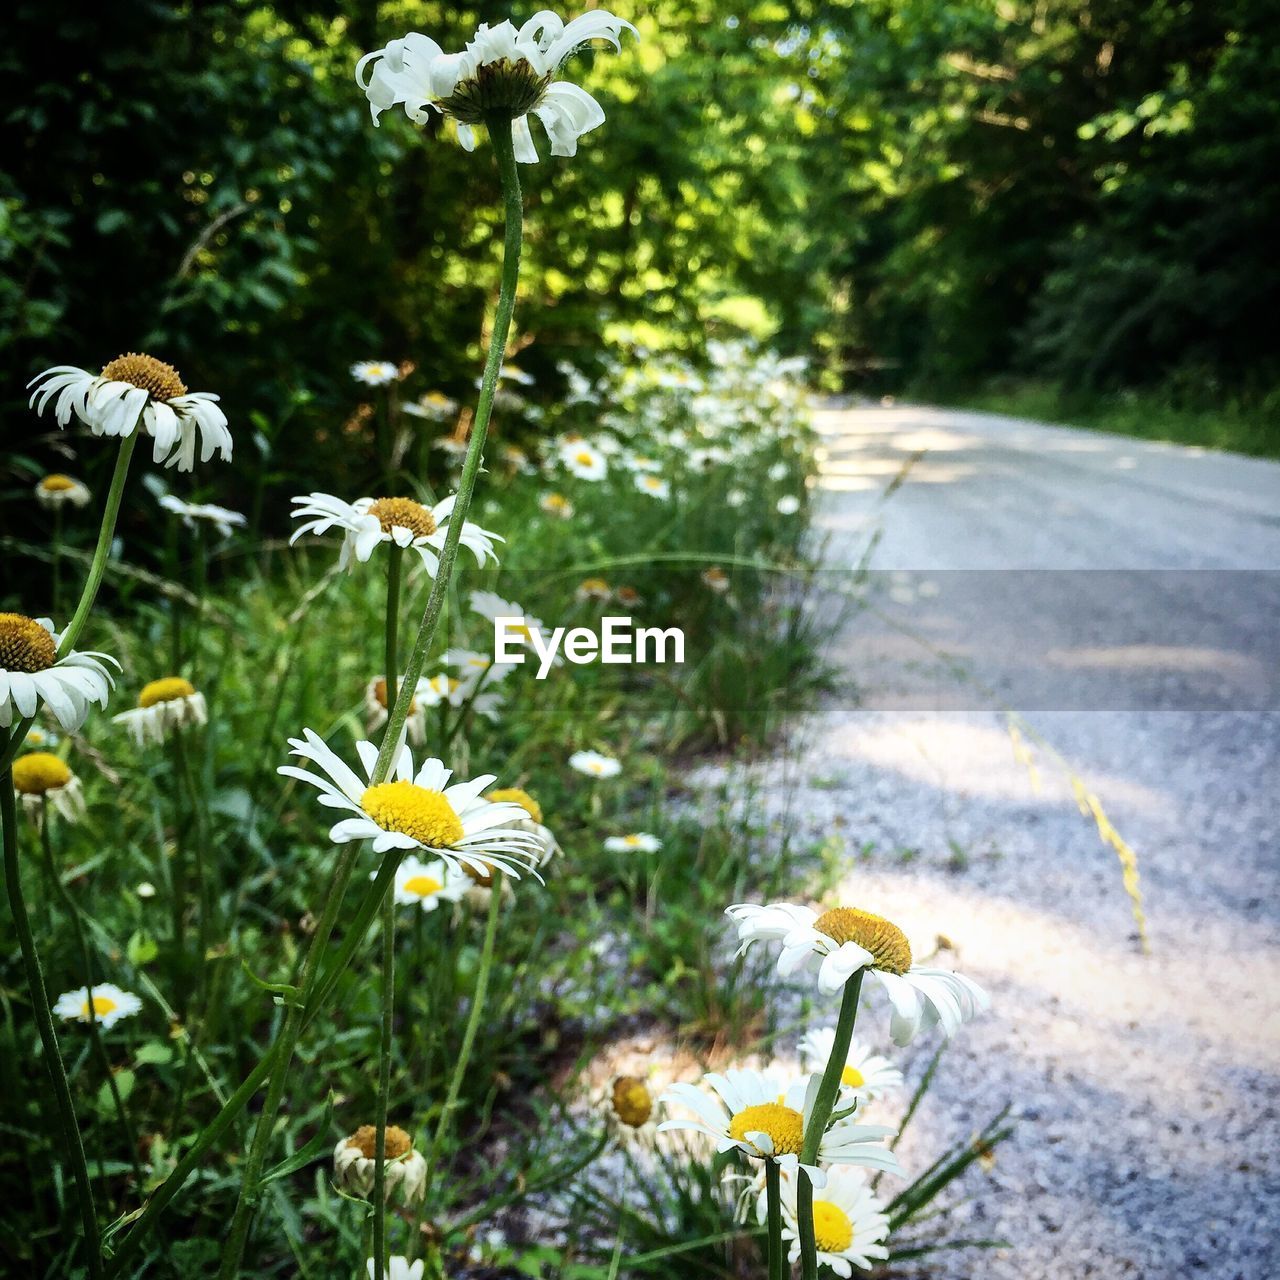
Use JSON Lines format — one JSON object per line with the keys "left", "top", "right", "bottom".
{"left": 0, "top": 432, "right": 139, "bottom": 778}
{"left": 371, "top": 114, "right": 523, "bottom": 784}
{"left": 173, "top": 728, "right": 213, "bottom": 1001}
{"left": 372, "top": 545, "right": 403, "bottom": 1280}
{"left": 38, "top": 807, "right": 142, "bottom": 1186}
{"left": 214, "top": 839, "right": 364, "bottom": 1280}
{"left": 420, "top": 877, "right": 502, "bottom": 1212}
{"left": 59, "top": 431, "right": 138, "bottom": 658}
{"left": 2, "top": 766, "right": 103, "bottom": 1278}
{"left": 765, "top": 1159, "right": 784, "bottom": 1280}
{"left": 796, "top": 971, "right": 864, "bottom": 1280}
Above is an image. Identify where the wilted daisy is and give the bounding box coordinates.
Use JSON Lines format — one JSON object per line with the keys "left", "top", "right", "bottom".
{"left": 658, "top": 1070, "right": 901, "bottom": 1185}
{"left": 488, "top": 787, "right": 560, "bottom": 866}
{"left": 569, "top": 749, "right": 621, "bottom": 779}
{"left": 776, "top": 494, "right": 801, "bottom": 515}
{"left": 34, "top": 474, "right": 91, "bottom": 509}
{"left": 113, "top": 677, "right": 207, "bottom": 747}
{"left": 334, "top": 1125, "right": 427, "bottom": 1203}
{"left": 363, "top": 676, "right": 429, "bottom": 745}
{"left": 279, "top": 730, "right": 544, "bottom": 878}
{"left": 0, "top": 614, "right": 116, "bottom": 731}
{"left": 726, "top": 902, "right": 990, "bottom": 1045}
{"left": 560, "top": 440, "right": 608, "bottom": 480}
{"left": 351, "top": 360, "right": 401, "bottom": 386}
{"left": 609, "top": 1075, "right": 655, "bottom": 1131}
{"left": 53, "top": 983, "right": 142, "bottom": 1030}
{"left": 539, "top": 491, "right": 574, "bottom": 519}
{"left": 158, "top": 493, "right": 246, "bottom": 538}
{"left": 403, "top": 389, "right": 459, "bottom": 420}
{"left": 604, "top": 832, "right": 661, "bottom": 853}
{"left": 575, "top": 577, "right": 612, "bottom": 603}
{"left": 289, "top": 492, "right": 501, "bottom": 575}
{"left": 762, "top": 1166, "right": 891, "bottom": 1276}
{"left": 634, "top": 473, "right": 670, "bottom": 500}
{"left": 28, "top": 353, "right": 231, "bottom": 472}
{"left": 12, "top": 752, "right": 86, "bottom": 825}
{"left": 381, "top": 854, "right": 470, "bottom": 911}
{"left": 701, "top": 566, "right": 731, "bottom": 593}
{"left": 798, "top": 1029, "right": 904, "bottom": 1104}
{"left": 357, "top": 11, "right": 636, "bottom": 162}
{"left": 366, "top": 1260, "right": 424, "bottom": 1280}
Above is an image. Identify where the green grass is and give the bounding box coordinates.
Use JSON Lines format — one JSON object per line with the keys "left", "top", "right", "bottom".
{"left": 946, "top": 378, "right": 1280, "bottom": 458}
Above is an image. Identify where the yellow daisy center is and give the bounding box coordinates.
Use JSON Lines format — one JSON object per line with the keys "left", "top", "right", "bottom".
{"left": 424, "top": 391, "right": 452, "bottom": 406}
{"left": 101, "top": 352, "right": 187, "bottom": 401}
{"left": 0, "top": 613, "right": 57, "bottom": 673}
{"left": 139, "top": 677, "right": 196, "bottom": 708}
{"left": 40, "top": 474, "right": 77, "bottom": 492}
{"left": 611, "top": 1077, "right": 653, "bottom": 1128}
{"left": 347, "top": 1124, "right": 413, "bottom": 1160}
{"left": 841, "top": 1065, "right": 866, "bottom": 1089}
{"left": 814, "top": 907, "right": 913, "bottom": 975}
{"left": 813, "top": 1200, "right": 855, "bottom": 1253}
{"left": 574, "top": 450, "right": 596, "bottom": 467}
{"left": 487, "top": 788, "right": 542, "bottom": 824}
{"left": 372, "top": 677, "right": 418, "bottom": 713}
{"left": 12, "top": 753, "right": 72, "bottom": 795}
{"left": 728, "top": 1103, "right": 804, "bottom": 1157}
{"left": 579, "top": 578, "right": 610, "bottom": 595}
{"left": 367, "top": 497, "right": 437, "bottom": 540}
{"left": 402, "top": 874, "right": 443, "bottom": 899}
{"left": 361, "top": 780, "right": 464, "bottom": 848}
{"left": 544, "top": 494, "right": 569, "bottom": 510}
{"left": 623, "top": 835, "right": 643, "bottom": 846}
{"left": 81, "top": 995, "right": 118, "bottom": 1018}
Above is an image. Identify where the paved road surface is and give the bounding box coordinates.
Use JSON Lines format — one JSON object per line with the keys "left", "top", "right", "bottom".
{"left": 765, "top": 404, "right": 1280, "bottom": 1277}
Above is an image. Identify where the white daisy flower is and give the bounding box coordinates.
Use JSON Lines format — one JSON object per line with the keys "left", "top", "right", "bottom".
{"left": 575, "top": 577, "right": 612, "bottom": 603}
{"left": 367, "top": 1259, "right": 424, "bottom": 1280}
{"left": 604, "top": 832, "right": 661, "bottom": 853}
{"left": 442, "top": 648, "right": 517, "bottom": 685}
{"left": 415, "top": 672, "right": 505, "bottom": 721}
{"left": 560, "top": 441, "right": 608, "bottom": 480}
{"left": 379, "top": 854, "right": 469, "bottom": 911}
{"left": 289, "top": 492, "right": 501, "bottom": 575}
{"left": 0, "top": 614, "right": 116, "bottom": 731}
{"left": 23, "top": 725, "right": 58, "bottom": 749}
{"left": 34, "top": 474, "right": 91, "bottom": 509}
{"left": 798, "top": 1028, "right": 904, "bottom": 1104}
{"left": 658, "top": 1069, "right": 901, "bottom": 1186}
{"left": 278, "top": 730, "right": 544, "bottom": 879}
{"left": 158, "top": 493, "right": 246, "bottom": 538}
{"left": 363, "top": 675, "right": 430, "bottom": 745}
{"left": 403, "top": 390, "right": 458, "bottom": 420}
{"left": 351, "top": 360, "right": 401, "bottom": 386}
{"left": 634, "top": 473, "right": 670, "bottom": 500}
{"left": 12, "top": 752, "right": 86, "bottom": 825}
{"left": 498, "top": 364, "right": 536, "bottom": 385}
{"left": 623, "top": 453, "right": 662, "bottom": 474}
{"left": 760, "top": 1166, "right": 891, "bottom": 1276}
{"left": 487, "top": 787, "right": 560, "bottom": 867}
{"left": 53, "top": 983, "right": 143, "bottom": 1030}
{"left": 113, "top": 677, "right": 207, "bottom": 747}
{"left": 28, "top": 353, "right": 231, "bottom": 472}
{"left": 768, "top": 461, "right": 789, "bottom": 482}
{"left": 776, "top": 494, "right": 801, "bottom": 515}
{"left": 701, "top": 566, "right": 731, "bottom": 593}
{"left": 725, "top": 903, "right": 990, "bottom": 1046}
{"left": 539, "top": 492, "right": 575, "bottom": 519}
{"left": 726, "top": 488, "right": 747, "bottom": 508}
{"left": 469, "top": 591, "right": 557, "bottom": 663}
{"left": 569, "top": 749, "right": 621, "bottom": 779}
{"left": 334, "top": 1125, "right": 426, "bottom": 1203}
{"left": 135, "top": 882, "right": 157, "bottom": 899}
{"left": 433, "top": 435, "right": 471, "bottom": 460}
{"left": 357, "top": 10, "right": 636, "bottom": 163}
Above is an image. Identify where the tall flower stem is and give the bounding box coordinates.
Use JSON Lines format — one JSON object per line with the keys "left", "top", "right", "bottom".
{"left": 796, "top": 972, "right": 864, "bottom": 1280}
{"left": 372, "top": 546, "right": 403, "bottom": 1280}
{"left": 420, "top": 877, "right": 502, "bottom": 1213}
{"left": 216, "top": 122, "right": 525, "bottom": 1279}
{"left": 371, "top": 115, "right": 523, "bottom": 780}
{"left": 765, "top": 1159, "right": 784, "bottom": 1280}
{"left": 0, "top": 433, "right": 138, "bottom": 777}
{"left": 38, "top": 807, "right": 142, "bottom": 1185}
{"left": 2, "top": 766, "right": 103, "bottom": 1278}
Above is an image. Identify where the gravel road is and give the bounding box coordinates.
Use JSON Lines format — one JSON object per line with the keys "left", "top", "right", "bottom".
{"left": 744, "top": 404, "right": 1280, "bottom": 1278}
